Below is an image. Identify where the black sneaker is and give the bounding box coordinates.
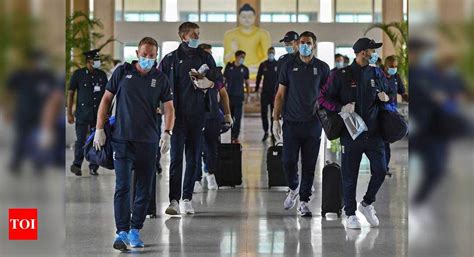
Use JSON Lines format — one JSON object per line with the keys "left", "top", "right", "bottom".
{"left": 261, "top": 133, "right": 269, "bottom": 142}
{"left": 89, "top": 168, "right": 99, "bottom": 176}
{"left": 70, "top": 165, "right": 82, "bottom": 176}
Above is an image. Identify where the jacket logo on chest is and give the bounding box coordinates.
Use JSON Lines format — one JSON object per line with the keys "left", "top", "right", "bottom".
{"left": 313, "top": 68, "right": 318, "bottom": 75}
{"left": 240, "top": 68, "right": 243, "bottom": 73}
{"left": 293, "top": 67, "right": 298, "bottom": 71}
{"left": 151, "top": 79, "right": 156, "bottom": 88}
{"left": 126, "top": 74, "right": 132, "bottom": 79}
{"left": 370, "top": 79, "right": 375, "bottom": 87}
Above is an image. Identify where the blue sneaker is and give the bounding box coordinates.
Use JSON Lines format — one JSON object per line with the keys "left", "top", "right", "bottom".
{"left": 113, "top": 231, "right": 130, "bottom": 251}
{"left": 128, "top": 229, "right": 144, "bottom": 248}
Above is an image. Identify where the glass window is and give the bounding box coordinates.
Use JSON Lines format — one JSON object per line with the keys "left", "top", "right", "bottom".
{"left": 317, "top": 42, "right": 335, "bottom": 68}
{"left": 201, "top": 0, "right": 237, "bottom": 22}
{"left": 261, "top": 0, "right": 297, "bottom": 22}
{"left": 210, "top": 46, "right": 225, "bottom": 67}
{"left": 374, "top": 0, "right": 382, "bottom": 23}
{"left": 298, "top": 0, "right": 319, "bottom": 22}
{"left": 124, "top": 0, "right": 161, "bottom": 22}
{"left": 161, "top": 41, "right": 180, "bottom": 58}
{"left": 273, "top": 47, "right": 287, "bottom": 60}
{"left": 163, "top": 0, "right": 198, "bottom": 22}
{"left": 335, "top": 0, "right": 372, "bottom": 23}
{"left": 115, "top": 0, "right": 123, "bottom": 21}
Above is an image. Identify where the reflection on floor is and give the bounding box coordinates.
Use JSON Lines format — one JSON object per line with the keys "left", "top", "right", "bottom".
{"left": 66, "top": 116, "right": 408, "bottom": 257}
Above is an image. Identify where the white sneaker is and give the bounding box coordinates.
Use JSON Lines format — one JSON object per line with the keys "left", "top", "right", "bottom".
{"left": 284, "top": 188, "right": 299, "bottom": 210}
{"left": 206, "top": 174, "right": 218, "bottom": 190}
{"left": 183, "top": 199, "right": 195, "bottom": 214}
{"left": 358, "top": 204, "right": 379, "bottom": 227}
{"left": 193, "top": 181, "right": 203, "bottom": 193}
{"left": 297, "top": 201, "right": 312, "bottom": 217}
{"left": 346, "top": 215, "right": 361, "bottom": 230}
{"left": 165, "top": 200, "right": 180, "bottom": 215}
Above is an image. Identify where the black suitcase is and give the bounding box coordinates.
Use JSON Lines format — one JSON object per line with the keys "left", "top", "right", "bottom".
{"left": 321, "top": 161, "right": 343, "bottom": 218}
{"left": 131, "top": 170, "right": 157, "bottom": 218}
{"left": 215, "top": 143, "right": 242, "bottom": 187}
{"left": 266, "top": 143, "right": 288, "bottom": 188}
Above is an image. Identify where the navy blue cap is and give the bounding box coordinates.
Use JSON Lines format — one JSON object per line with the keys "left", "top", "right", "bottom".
{"left": 279, "top": 31, "right": 299, "bottom": 43}
{"left": 352, "top": 38, "right": 382, "bottom": 53}
{"left": 83, "top": 49, "right": 100, "bottom": 59}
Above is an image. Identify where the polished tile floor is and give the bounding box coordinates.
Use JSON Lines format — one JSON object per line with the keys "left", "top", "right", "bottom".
{"left": 65, "top": 115, "right": 408, "bottom": 257}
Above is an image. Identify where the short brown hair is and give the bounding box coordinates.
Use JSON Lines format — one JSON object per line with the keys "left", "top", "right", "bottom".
{"left": 138, "top": 37, "right": 158, "bottom": 48}
{"left": 235, "top": 50, "right": 246, "bottom": 58}
{"left": 299, "top": 31, "right": 317, "bottom": 43}
{"left": 385, "top": 55, "right": 398, "bottom": 65}
{"left": 178, "top": 22, "right": 199, "bottom": 37}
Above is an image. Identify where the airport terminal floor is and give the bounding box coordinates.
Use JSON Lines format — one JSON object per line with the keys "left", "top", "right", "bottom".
{"left": 66, "top": 115, "right": 408, "bottom": 257}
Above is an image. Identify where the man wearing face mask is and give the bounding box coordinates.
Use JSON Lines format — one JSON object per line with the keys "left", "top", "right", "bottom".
{"left": 255, "top": 47, "right": 277, "bottom": 142}
{"left": 276, "top": 31, "right": 299, "bottom": 83}
{"left": 224, "top": 50, "right": 250, "bottom": 144}
{"left": 159, "top": 22, "right": 225, "bottom": 215}
{"left": 67, "top": 49, "right": 108, "bottom": 176}
{"left": 319, "top": 38, "right": 395, "bottom": 229}
{"left": 94, "top": 37, "right": 175, "bottom": 250}
{"left": 334, "top": 53, "right": 346, "bottom": 71}
{"left": 383, "top": 55, "right": 407, "bottom": 176}
{"left": 273, "top": 31, "right": 330, "bottom": 217}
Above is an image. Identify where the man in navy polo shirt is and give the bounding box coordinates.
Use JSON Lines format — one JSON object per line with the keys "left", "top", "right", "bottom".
{"left": 94, "top": 37, "right": 175, "bottom": 250}
{"left": 273, "top": 31, "right": 330, "bottom": 217}
{"left": 320, "top": 38, "right": 394, "bottom": 229}
{"left": 159, "top": 22, "right": 222, "bottom": 215}
{"left": 256, "top": 47, "right": 278, "bottom": 142}
{"left": 224, "top": 50, "right": 250, "bottom": 144}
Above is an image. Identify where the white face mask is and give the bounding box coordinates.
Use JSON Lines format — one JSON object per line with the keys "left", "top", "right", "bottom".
{"left": 92, "top": 60, "right": 101, "bottom": 69}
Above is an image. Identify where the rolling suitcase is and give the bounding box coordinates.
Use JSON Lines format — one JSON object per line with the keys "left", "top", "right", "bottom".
{"left": 215, "top": 143, "right": 242, "bottom": 187}
{"left": 321, "top": 161, "right": 343, "bottom": 218}
{"left": 266, "top": 143, "right": 288, "bottom": 188}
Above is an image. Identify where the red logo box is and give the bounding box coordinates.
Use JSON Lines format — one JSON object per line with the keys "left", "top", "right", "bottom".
{"left": 9, "top": 208, "right": 38, "bottom": 240}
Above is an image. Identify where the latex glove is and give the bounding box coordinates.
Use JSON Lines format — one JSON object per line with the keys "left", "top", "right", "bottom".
{"left": 159, "top": 132, "right": 171, "bottom": 154}
{"left": 93, "top": 128, "right": 106, "bottom": 151}
{"left": 272, "top": 120, "right": 282, "bottom": 142}
{"left": 224, "top": 114, "right": 233, "bottom": 128}
{"left": 341, "top": 103, "right": 355, "bottom": 114}
{"left": 377, "top": 92, "right": 390, "bottom": 102}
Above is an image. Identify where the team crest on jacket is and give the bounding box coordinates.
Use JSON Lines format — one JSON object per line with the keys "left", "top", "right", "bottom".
{"left": 151, "top": 79, "right": 156, "bottom": 88}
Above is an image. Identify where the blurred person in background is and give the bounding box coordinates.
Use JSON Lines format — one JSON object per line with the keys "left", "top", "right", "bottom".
{"left": 67, "top": 49, "right": 108, "bottom": 176}
{"left": 193, "top": 43, "right": 232, "bottom": 192}
{"left": 343, "top": 55, "right": 350, "bottom": 67}
{"left": 333, "top": 53, "right": 346, "bottom": 72}
{"left": 95, "top": 36, "right": 174, "bottom": 250}
{"left": 5, "top": 49, "right": 58, "bottom": 173}
{"left": 255, "top": 47, "right": 277, "bottom": 142}
{"left": 224, "top": 50, "right": 249, "bottom": 144}
{"left": 383, "top": 55, "right": 408, "bottom": 176}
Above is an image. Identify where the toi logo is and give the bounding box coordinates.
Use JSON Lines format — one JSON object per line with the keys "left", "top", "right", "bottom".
{"left": 9, "top": 208, "right": 38, "bottom": 240}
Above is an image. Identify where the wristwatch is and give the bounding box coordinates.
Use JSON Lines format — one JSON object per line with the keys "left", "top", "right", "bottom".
{"left": 164, "top": 130, "right": 173, "bottom": 136}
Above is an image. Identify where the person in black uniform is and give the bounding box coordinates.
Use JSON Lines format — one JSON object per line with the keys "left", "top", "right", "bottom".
{"left": 320, "top": 38, "right": 395, "bottom": 229}
{"left": 94, "top": 37, "right": 175, "bottom": 250}
{"left": 67, "top": 49, "right": 108, "bottom": 176}
{"left": 256, "top": 47, "right": 277, "bottom": 142}
{"left": 383, "top": 55, "right": 407, "bottom": 176}
{"left": 223, "top": 50, "right": 250, "bottom": 144}
{"left": 276, "top": 31, "right": 299, "bottom": 83}
{"left": 159, "top": 22, "right": 223, "bottom": 215}
{"left": 273, "top": 31, "right": 330, "bottom": 217}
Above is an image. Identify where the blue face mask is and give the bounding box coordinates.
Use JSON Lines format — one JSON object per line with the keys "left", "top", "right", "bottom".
{"left": 285, "top": 46, "right": 294, "bottom": 54}
{"left": 335, "top": 61, "right": 344, "bottom": 69}
{"left": 238, "top": 58, "right": 245, "bottom": 65}
{"left": 138, "top": 57, "right": 155, "bottom": 71}
{"left": 387, "top": 67, "right": 397, "bottom": 75}
{"left": 268, "top": 53, "right": 275, "bottom": 61}
{"left": 368, "top": 51, "right": 379, "bottom": 65}
{"left": 299, "top": 44, "right": 312, "bottom": 57}
{"left": 188, "top": 38, "right": 200, "bottom": 48}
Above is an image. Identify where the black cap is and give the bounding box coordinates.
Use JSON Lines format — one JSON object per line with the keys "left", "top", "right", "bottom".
{"left": 279, "top": 31, "right": 299, "bottom": 43}
{"left": 83, "top": 49, "right": 100, "bottom": 60}
{"left": 352, "top": 38, "right": 382, "bottom": 53}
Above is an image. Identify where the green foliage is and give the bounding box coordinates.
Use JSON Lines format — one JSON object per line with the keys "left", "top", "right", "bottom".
{"left": 330, "top": 139, "right": 341, "bottom": 153}
{"left": 365, "top": 21, "right": 408, "bottom": 87}
{"left": 65, "top": 11, "right": 117, "bottom": 89}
